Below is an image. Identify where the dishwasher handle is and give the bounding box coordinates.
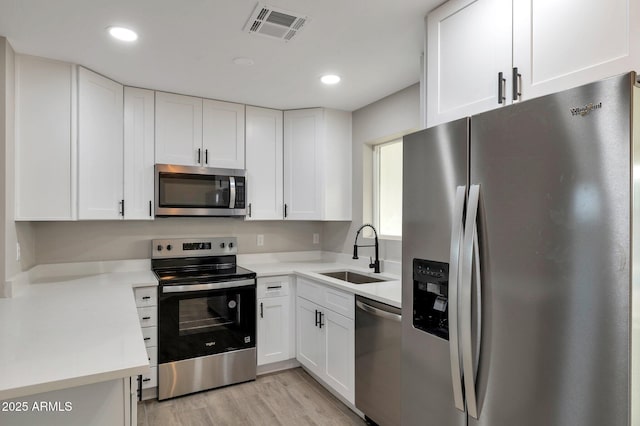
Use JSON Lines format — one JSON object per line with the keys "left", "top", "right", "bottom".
{"left": 356, "top": 300, "right": 402, "bottom": 322}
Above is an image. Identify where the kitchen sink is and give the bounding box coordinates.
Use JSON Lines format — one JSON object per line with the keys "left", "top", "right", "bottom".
{"left": 319, "top": 271, "right": 388, "bottom": 284}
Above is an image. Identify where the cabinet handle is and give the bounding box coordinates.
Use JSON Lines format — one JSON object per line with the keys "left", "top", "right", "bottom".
{"left": 315, "top": 309, "right": 319, "bottom": 327}
{"left": 205, "top": 149, "right": 208, "bottom": 165}
{"left": 197, "top": 148, "right": 201, "bottom": 164}
{"left": 142, "top": 378, "right": 151, "bottom": 383}
{"left": 498, "top": 72, "right": 506, "bottom": 104}
{"left": 248, "top": 203, "right": 252, "bottom": 218}
{"left": 284, "top": 204, "right": 288, "bottom": 218}
{"left": 144, "top": 337, "right": 151, "bottom": 341}
{"left": 319, "top": 312, "right": 324, "bottom": 329}
{"left": 149, "top": 200, "right": 152, "bottom": 217}
{"left": 119, "top": 200, "right": 124, "bottom": 217}
{"left": 512, "top": 67, "right": 522, "bottom": 101}
{"left": 260, "top": 302, "right": 264, "bottom": 318}
{"left": 142, "top": 296, "right": 151, "bottom": 300}
{"left": 142, "top": 316, "right": 151, "bottom": 320}
{"left": 267, "top": 285, "right": 282, "bottom": 290}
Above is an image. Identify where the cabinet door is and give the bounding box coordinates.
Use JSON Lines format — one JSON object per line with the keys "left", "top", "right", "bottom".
{"left": 426, "top": 0, "right": 512, "bottom": 127}
{"left": 513, "top": 0, "right": 640, "bottom": 101}
{"left": 78, "top": 67, "right": 124, "bottom": 220}
{"left": 124, "top": 87, "right": 155, "bottom": 220}
{"left": 155, "top": 92, "right": 202, "bottom": 166}
{"left": 15, "top": 55, "right": 76, "bottom": 220}
{"left": 296, "top": 297, "right": 324, "bottom": 376}
{"left": 283, "top": 109, "right": 323, "bottom": 220}
{"left": 245, "top": 106, "right": 284, "bottom": 220}
{"left": 257, "top": 296, "right": 291, "bottom": 366}
{"left": 202, "top": 99, "right": 245, "bottom": 169}
{"left": 323, "top": 309, "right": 355, "bottom": 404}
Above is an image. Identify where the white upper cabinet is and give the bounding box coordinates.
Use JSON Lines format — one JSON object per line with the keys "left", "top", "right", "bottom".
{"left": 202, "top": 99, "right": 245, "bottom": 169}
{"left": 426, "top": 0, "right": 640, "bottom": 127}
{"left": 512, "top": 0, "right": 640, "bottom": 100}
{"left": 15, "top": 55, "right": 77, "bottom": 220}
{"left": 283, "top": 108, "right": 352, "bottom": 221}
{"left": 155, "top": 92, "right": 203, "bottom": 166}
{"left": 155, "top": 92, "right": 245, "bottom": 168}
{"left": 124, "top": 87, "right": 155, "bottom": 220}
{"left": 77, "top": 67, "right": 124, "bottom": 220}
{"left": 245, "top": 106, "right": 283, "bottom": 220}
{"left": 426, "top": 0, "right": 512, "bottom": 127}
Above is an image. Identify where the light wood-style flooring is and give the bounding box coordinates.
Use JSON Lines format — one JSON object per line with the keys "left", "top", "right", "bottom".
{"left": 138, "top": 368, "right": 366, "bottom": 426}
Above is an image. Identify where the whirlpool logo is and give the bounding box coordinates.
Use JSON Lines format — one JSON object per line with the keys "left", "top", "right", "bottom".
{"left": 205, "top": 341, "right": 216, "bottom": 347}
{"left": 570, "top": 102, "right": 602, "bottom": 117}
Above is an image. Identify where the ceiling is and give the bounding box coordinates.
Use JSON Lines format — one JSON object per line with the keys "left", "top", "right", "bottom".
{"left": 0, "top": 0, "right": 440, "bottom": 111}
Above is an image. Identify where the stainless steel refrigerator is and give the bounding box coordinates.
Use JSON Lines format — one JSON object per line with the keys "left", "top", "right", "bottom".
{"left": 402, "top": 72, "right": 639, "bottom": 426}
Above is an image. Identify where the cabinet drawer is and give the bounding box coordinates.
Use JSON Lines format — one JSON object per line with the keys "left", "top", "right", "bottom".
{"left": 324, "top": 287, "right": 354, "bottom": 320}
{"left": 257, "top": 276, "right": 290, "bottom": 298}
{"left": 297, "top": 278, "right": 323, "bottom": 305}
{"left": 141, "top": 366, "right": 157, "bottom": 389}
{"left": 142, "top": 326, "right": 157, "bottom": 348}
{"left": 137, "top": 307, "right": 157, "bottom": 327}
{"left": 134, "top": 287, "right": 157, "bottom": 307}
{"left": 146, "top": 346, "right": 158, "bottom": 367}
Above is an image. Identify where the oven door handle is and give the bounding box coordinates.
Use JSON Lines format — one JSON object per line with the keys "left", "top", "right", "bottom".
{"left": 162, "top": 279, "right": 255, "bottom": 293}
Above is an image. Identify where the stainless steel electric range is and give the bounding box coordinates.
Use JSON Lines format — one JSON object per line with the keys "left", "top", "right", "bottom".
{"left": 151, "top": 237, "right": 257, "bottom": 400}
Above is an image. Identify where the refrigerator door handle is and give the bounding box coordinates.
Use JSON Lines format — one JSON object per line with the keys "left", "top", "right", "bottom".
{"left": 448, "top": 185, "right": 466, "bottom": 412}
{"left": 461, "top": 184, "right": 482, "bottom": 419}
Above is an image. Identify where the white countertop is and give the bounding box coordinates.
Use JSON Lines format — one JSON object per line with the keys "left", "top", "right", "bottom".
{"left": 0, "top": 253, "right": 399, "bottom": 401}
{"left": 0, "top": 262, "right": 156, "bottom": 401}
{"left": 240, "top": 258, "right": 402, "bottom": 308}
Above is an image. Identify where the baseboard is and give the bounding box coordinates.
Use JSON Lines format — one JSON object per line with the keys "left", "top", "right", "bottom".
{"left": 257, "top": 358, "right": 300, "bottom": 375}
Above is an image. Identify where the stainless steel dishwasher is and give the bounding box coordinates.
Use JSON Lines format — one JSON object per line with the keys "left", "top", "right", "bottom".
{"left": 355, "top": 295, "right": 402, "bottom": 426}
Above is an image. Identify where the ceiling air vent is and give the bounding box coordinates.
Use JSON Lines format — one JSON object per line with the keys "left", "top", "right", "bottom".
{"left": 244, "top": 3, "right": 309, "bottom": 42}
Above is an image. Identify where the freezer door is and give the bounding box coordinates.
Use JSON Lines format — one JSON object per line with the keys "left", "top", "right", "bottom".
{"left": 402, "top": 118, "right": 468, "bottom": 426}
{"left": 468, "top": 73, "right": 632, "bottom": 426}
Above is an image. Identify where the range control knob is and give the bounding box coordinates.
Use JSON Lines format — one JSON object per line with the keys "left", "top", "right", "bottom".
{"left": 228, "top": 242, "right": 234, "bottom": 249}
{"left": 220, "top": 242, "right": 226, "bottom": 249}
{"left": 167, "top": 245, "right": 172, "bottom": 251}
{"left": 156, "top": 245, "right": 163, "bottom": 252}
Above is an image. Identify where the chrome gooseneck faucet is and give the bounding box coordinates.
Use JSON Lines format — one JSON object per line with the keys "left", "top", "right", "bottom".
{"left": 352, "top": 223, "right": 380, "bottom": 273}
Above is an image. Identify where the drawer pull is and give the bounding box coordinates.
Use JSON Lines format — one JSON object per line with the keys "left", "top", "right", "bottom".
{"left": 142, "top": 296, "right": 151, "bottom": 300}
{"left": 144, "top": 337, "right": 151, "bottom": 341}
{"left": 267, "top": 285, "right": 282, "bottom": 290}
{"left": 142, "top": 378, "right": 151, "bottom": 382}
{"left": 142, "top": 316, "right": 151, "bottom": 320}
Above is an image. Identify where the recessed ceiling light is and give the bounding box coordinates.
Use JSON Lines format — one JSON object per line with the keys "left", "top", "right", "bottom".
{"left": 107, "top": 26, "right": 138, "bottom": 42}
{"left": 233, "top": 57, "right": 255, "bottom": 66}
{"left": 321, "top": 74, "right": 341, "bottom": 85}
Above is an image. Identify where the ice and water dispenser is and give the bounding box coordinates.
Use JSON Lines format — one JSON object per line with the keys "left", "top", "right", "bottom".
{"left": 413, "top": 259, "right": 449, "bottom": 340}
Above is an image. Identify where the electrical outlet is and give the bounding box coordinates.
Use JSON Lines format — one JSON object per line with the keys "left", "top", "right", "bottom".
{"left": 16, "top": 242, "right": 20, "bottom": 262}
{"left": 313, "top": 233, "right": 320, "bottom": 244}
{"left": 257, "top": 234, "right": 264, "bottom": 246}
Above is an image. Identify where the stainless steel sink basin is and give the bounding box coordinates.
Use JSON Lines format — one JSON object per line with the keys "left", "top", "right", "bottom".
{"left": 319, "top": 271, "right": 388, "bottom": 284}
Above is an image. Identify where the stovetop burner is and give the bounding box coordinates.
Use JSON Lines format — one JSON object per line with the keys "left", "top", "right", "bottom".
{"left": 151, "top": 237, "right": 256, "bottom": 285}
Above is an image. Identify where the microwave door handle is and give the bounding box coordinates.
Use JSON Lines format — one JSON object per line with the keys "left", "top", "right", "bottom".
{"left": 229, "top": 177, "right": 236, "bottom": 209}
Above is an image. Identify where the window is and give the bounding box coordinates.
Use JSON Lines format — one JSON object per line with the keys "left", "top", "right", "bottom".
{"left": 374, "top": 139, "right": 402, "bottom": 238}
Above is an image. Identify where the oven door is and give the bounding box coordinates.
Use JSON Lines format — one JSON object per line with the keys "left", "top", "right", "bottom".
{"left": 158, "top": 279, "right": 256, "bottom": 364}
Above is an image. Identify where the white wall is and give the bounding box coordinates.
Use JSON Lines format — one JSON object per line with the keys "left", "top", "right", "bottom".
{"left": 33, "top": 219, "right": 323, "bottom": 264}
{"left": 322, "top": 83, "right": 421, "bottom": 262}
{"left": 1, "top": 38, "right": 36, "bottom": 288}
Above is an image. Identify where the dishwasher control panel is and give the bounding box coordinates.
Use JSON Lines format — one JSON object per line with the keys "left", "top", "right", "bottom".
{"left": 413, "top": 258, "right": 449, "bottom": 340}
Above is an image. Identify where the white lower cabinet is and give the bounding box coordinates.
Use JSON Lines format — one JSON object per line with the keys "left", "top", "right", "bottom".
{"left": 296, "top": 278, "right": 355, "bottom": 404}
{"left": 0, "top": 377, "right": 138, "bottom": 426}
{"left": 257, "top": 276, "right": 293, "bottom": 366}
{"left": 134, "top": 286, "right": 158, "bottom": 399}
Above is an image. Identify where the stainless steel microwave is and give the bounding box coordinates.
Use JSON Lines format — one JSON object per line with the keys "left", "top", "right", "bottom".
{"left": 155, "top": 164, "right": 246, "bottom": 217}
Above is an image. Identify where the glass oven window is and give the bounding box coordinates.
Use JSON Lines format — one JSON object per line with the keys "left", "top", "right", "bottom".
{"left": 159, "top": 173, "right": 230, "bottom": 208}
{"left": 178, "top": 294, "right": 240, "bottom": 336}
